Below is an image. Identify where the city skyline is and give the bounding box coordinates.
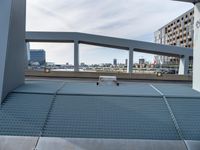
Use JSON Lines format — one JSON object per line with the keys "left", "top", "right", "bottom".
{"left": 27, "top": 0, "right": 193, "bottom": 64}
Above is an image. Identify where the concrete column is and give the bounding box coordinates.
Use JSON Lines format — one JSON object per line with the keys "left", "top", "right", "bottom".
{"left": 74, "top": 41, "right": 79, "bottom": 72}
{"left": 193, "top": 2, "right": 200, "bottom": 92}
{"left": 178, "top": 55, "right": 189, "bottom": 75}
{"left": 127, "top": 48, "right": 134, "bottom": 73}
{"left": 26, "top": 42, "right": 31, "bottom": 67}
{"left": 26, "top": 42, "right": 31, "bottom": 62}
{"left": 0, "top": 0, "right": 26, "bottom": 103}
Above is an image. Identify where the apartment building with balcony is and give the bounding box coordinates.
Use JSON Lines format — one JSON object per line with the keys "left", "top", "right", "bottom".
{"left": 154, "top": 8, "right": 194, "bottom": 65}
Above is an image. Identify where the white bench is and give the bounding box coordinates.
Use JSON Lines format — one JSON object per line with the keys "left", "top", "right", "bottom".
{"left": 97, "top": 76, "right": 119, "bottom": 86}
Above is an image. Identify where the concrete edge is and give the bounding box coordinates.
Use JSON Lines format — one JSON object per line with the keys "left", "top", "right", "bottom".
{"left": 25, "top": 71, "right": 192, "bottom": 82}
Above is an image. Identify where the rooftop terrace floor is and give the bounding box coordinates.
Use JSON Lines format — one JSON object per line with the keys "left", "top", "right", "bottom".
{"left": 0, "top": 78, "right": 200, "bottom": 149}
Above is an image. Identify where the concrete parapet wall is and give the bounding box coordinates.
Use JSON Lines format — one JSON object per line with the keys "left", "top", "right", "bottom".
{"left": 25, "top": 71, "right": 192, "bottom": 82}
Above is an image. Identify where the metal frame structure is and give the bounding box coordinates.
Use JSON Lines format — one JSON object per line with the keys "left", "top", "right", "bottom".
{"left": 0, "top": 0, "right": 197, "bottom": 103}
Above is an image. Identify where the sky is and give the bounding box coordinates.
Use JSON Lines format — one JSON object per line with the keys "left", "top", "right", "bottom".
{"left": 26, "top": 0, "right": 193, "bottom": 65}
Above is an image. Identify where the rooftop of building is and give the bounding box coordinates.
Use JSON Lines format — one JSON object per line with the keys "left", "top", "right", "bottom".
{"left": 0, "top": 77, "right": 200, "bottom": 149}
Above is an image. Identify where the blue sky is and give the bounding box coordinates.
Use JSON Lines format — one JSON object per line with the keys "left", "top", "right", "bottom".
{"left": 27, "top": 0, "right": 193, "bottom": 65}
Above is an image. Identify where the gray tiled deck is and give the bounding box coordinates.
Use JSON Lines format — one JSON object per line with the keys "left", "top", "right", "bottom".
{"left": 0, "top": 93, "right": 53, "bottom": 136}
{"left": 58, "top": 82, "right": 160, "bottom": 96}
{"left": 152, "top": 83, "right": 200, "bottom": 98}
{"left": 13, "top": 80, "right": 64, "bottom": 94}
{"left": 168, "top": 98, "right": 200, "bottom": 140}
{"left": 43, "top": 95, "right": 178, "bottom": 139}
{"left": 0, "top": 79, "right": 200, "bottom": 141}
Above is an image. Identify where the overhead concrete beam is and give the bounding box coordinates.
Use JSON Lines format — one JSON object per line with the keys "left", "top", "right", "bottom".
{"left": 0, "top": 0, "right": 26, "bottom": 103}
{"left": 26, "top": 32, "right": 193, "bottom": 57}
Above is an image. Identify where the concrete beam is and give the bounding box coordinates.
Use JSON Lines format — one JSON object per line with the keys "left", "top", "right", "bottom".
{"left": 127, "top": 48, "right": 134, "bottom": 73}
{"left": 0, "top": 0, "right": 26, "bottom": 103}
{"left": 193, "top": 2, "right": 200, "bottom": 92}
{"left": 74, "top": 41, "right": 79, "bottom": 72}
{"left": 26, "top": 32, "right": 193, "bottom": 57}
{"left": 178, "top": 56, "right": 189, "bottom": 75}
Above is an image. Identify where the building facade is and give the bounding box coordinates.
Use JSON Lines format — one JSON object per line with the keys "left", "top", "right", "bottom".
{"left": 125, "top": 59, "right": 128, "bottom": 66}
{"left": 154, "top": 8, "right": 194, "bottom": 65}
{"left": 113, "top": 59, "right": 117, "bottom": 66}
{"left": 139, "top": 59, "right": 145, "bottom": 65}
{"left": 30, "top": 49, "right": 46, "bottom": 65}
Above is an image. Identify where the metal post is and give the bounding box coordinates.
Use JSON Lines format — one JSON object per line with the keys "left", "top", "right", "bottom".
{"left": 127, "top": 48, "right": 134, "bottom": 73}
{"left": 26, "top": 42, "right": 31, "bottom": 67}
{"left": 74, "top": 40, "right": 79, "bottom": 72}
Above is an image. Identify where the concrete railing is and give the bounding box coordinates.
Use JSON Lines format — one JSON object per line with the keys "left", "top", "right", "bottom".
{"left": 25, "top": 70, "right": 192, "bottom": 82}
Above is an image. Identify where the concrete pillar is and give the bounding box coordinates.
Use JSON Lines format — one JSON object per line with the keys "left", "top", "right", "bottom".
{"left": 25, "top": 42, "right": 31, "bottom": 68}
{"left": 0, "top": 0, "right": 26, "bottom": 103}
{"left": 26, "top": 42, "right": 31, "bottom": 62}
{"left": 178, "top": 55, "right": 189, "bottom": 75}
{"left": 127, "top": 48, "right": 134, "bottom": 73}
{"left": 193, "top": 2, "right": 200, "bottom": 92}
{"left": 74, "top": 41, "right": 79, "bottom": 72}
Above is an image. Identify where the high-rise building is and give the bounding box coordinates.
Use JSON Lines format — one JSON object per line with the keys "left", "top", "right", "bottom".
{"left": 125, "top": 59, "right": 128, "bottom": 66}
{"left": 154, "top": 8, "right": 194, "bottom": 65}
{"left": 30, "top": 49, "right": 46, "bottom": 65}
{"left": 139, "top": 59, "right": 145, "bottom": 65}
{"left": 113, "top": 59, "right": 117, "bottom": 66}
{"left": 27, "top": 43, "right": 31, "bottom": 62}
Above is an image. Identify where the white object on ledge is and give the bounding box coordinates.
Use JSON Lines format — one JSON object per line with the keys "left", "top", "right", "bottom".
{"left": 97, "top": 76, "right": 119, "bottom": 86}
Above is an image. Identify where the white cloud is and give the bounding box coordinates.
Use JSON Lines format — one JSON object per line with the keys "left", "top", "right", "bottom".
{"left": 27, "top": 0, "right": 193, "bottom": 64}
